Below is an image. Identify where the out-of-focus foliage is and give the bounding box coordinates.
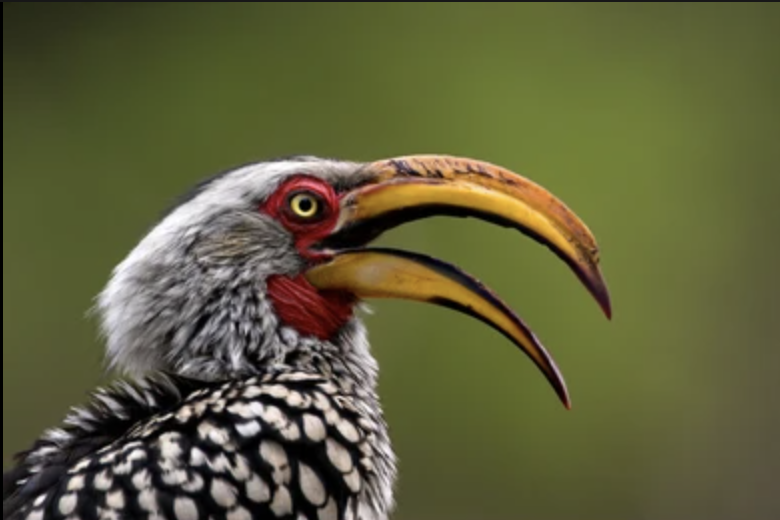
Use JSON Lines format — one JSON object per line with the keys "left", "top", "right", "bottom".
{"left": 4, "top": 3, "right": 779, "bottom": 519}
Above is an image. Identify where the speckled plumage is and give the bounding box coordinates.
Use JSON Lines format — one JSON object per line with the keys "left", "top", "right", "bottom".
{"left": 4, "top": 367, "right": 394, "bottom": 520}
{"left": 4, "top": 158, "right": 396, "bottom": 520}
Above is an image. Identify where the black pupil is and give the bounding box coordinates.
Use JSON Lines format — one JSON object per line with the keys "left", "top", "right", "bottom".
{"left": 298, "top": 197, "right": 314, "bottom": 213}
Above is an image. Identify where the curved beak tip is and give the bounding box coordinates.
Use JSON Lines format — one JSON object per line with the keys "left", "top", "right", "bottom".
{"left": 604, "top": 300, "right": 613, "bottom": 321}
{"left": 556, "top": 385, "right": 572, "bottom": 410}
{"left": 597, "top": 282, "right": 613, "bottom": 320}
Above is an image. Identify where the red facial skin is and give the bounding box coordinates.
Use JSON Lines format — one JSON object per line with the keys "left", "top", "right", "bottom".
{"left": 260, "top": 176, "right": 356, "bottom": 340}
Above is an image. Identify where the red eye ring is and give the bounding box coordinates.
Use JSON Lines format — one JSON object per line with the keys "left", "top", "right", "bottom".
{"left": 259, "top": 176, "right": 340, "bottom": 254}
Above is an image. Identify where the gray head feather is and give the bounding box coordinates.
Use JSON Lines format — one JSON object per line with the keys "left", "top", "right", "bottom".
{"left": 96, "top": 157, "right": 374, "bottom": 382}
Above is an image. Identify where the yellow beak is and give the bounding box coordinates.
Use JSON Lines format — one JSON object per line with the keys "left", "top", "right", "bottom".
{"left": 305, "top": 155, "right": 611, "bottom": 408}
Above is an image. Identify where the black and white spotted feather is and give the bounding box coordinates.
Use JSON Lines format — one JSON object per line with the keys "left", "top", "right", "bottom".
{"left": 3, "top": 374, "right": 205, "bottom": 519}
{"left": 4, "top": 370, "right": 393, "bottom": 520}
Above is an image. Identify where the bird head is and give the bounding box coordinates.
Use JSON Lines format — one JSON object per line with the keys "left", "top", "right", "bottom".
{"left": 97, "top": 154, "right": 610, "bottom": 407}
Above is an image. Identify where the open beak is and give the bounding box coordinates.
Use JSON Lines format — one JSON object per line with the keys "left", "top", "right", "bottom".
{"left": 305, "top": 155, "right": 611, "bottom": 408}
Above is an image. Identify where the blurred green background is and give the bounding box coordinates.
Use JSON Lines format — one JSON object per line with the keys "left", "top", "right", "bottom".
{"left": 4, "top": 3, "right": 780, "bottom": 519}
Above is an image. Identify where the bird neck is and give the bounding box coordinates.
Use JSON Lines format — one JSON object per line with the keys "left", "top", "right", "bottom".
{"left": 100, "top": 273, "right": 377, "bottom": 397}
{"left": 158, "top": 314, "right": 381, "bottom": 401}
{"left": 255, "top": 317, "right": 382, "bottom": 395}
{"left": 97, "top": 235, "right": 378, "bottom": 396}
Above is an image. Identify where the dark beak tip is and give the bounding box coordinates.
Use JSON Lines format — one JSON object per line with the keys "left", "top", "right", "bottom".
{"left": 600, "top": 292, "right": 613, "bottom": 320}
{"left": 598, "top": 281, "right": 613, "bottom": 321}
{"left": 585, "top": 269, "right": 612, "bottom": 320}
{"left": 557, "top": 384, "right": 572, "bottom": 410}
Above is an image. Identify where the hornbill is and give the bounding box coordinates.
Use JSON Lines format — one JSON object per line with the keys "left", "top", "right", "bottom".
{"left": 3, "top": 154, "right": 611, "bottom": 520}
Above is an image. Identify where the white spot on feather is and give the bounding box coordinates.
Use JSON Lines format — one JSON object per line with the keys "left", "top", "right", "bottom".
{"left": 236, "top": 420, "right": 261, "bottom": 438}
{"left": 260, "top": 440, "right": 290, "bottom": 484}
{"left": 246, "top": 475, "right": 270, "bottom": 503}
{"left": 107, "top": 489, "right": 126, "bottom": 509}
{"left": 299, "top": 463, "right": 327, "bottom": 506}
{"left": 174, "top": 497, "right": 199, "bottom": 520}
{"left": 270, "top": 486, "right": 293, "bottom": 516}
{"left": 139, "top": 488, "right": 159, "bottom": 512}
{"left": 94, "top": 470, "right": 113, "bottom": 491}
{"left": 343, "top": 468, "right": 362, "bottom": 493}
{"left": 336, "top": 419, "right": 360, "bottom": 443}
{"left": 326, "top": 437, "right": 353, "bottom": 473}
{"left": 303, "top": 414, "right": 327, "bottom": 442}
{"left": 318, "top": 497, "right": 338, "bottom": 520}
{"left": 190, "top": 447, "right": 207, "bottom": 467}
{"left": 227, "top": 507, "right": 251, "bottom": 520}
{"left": 66, "top": 475, "right": 85, "bottom": 491}
{"left": 58, "top": 493, "right": 77, "bottom": 516}
{"left": 132, "top": 469, "right": 152, "bottom": 490}
{"left": 211, "top": 478, "right": 238, "bottom": 508}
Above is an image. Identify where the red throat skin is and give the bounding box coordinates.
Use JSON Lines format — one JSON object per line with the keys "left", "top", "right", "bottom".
{"left": 266, "top": 275, "right": 357, "bottom": 340}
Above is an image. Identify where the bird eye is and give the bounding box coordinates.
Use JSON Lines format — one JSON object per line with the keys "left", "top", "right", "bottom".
{"left": 288, "top": 192, "right": 322, "bottom": 220}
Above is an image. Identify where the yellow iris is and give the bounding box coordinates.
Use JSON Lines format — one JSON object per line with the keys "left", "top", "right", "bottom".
{"left": 289, "top": 193, "right": 320, "bottom": 219}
